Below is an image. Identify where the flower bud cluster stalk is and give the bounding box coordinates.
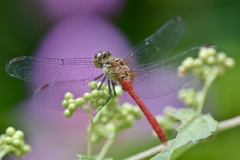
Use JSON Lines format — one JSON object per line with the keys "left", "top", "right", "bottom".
{"left": 178, "top": 46, "right": 235, "bottom": 113}
{"left": 0, "top": 127, "right": 31, "bottom": 159}
{"left": 62, "top": 81, "right": 142, "bottom": 159}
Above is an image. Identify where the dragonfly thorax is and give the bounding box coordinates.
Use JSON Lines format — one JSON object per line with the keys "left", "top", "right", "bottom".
{"left": 94, "top": 51, "right": 134, "bottom": 83}
{"left": 104, "top": 58, "right": 135, "bottom": 84}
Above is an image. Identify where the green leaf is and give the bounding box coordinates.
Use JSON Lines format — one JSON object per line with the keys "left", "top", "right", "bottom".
{"left": 151, "top": 108, "right": 218, "bottom": 160}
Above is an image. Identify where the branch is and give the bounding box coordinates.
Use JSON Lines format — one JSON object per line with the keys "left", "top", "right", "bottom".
{"left": 125, "top": 115, "right": 240, "bottom": 160}
{"left": 125, "top": 144, "right": 165, "bottom": 160}
{"left": 217, "top": 116, "right": 240, "bottom": 132}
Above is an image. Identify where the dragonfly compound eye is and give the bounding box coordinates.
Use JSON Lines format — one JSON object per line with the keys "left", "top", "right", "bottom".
{"left": 94, "top": 51, "right": 112, "bottom": 68}
{"left": 94, "top": 52, "right": 102, "bottom": 68}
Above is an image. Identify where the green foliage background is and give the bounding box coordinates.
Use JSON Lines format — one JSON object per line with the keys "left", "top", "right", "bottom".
{"left": 0, "top": 0, "right": 239, "bottom": 159}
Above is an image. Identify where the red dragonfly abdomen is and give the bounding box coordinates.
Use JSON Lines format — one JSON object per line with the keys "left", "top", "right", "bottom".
{"left": 121, "top": 80, "right": 167, "bottom": 145}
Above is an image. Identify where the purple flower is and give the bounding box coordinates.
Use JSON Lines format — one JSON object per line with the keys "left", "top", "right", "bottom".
{"left": 12, "top": 1, "right": 183, "bottom": 159}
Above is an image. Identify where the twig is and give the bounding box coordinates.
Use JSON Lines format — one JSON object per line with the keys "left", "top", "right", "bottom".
{"left": 125, "top": 115, "right": 240, "bottom": 160}
{"left": 125, "top": 144, "right": 165, "bottom": 160}
{"left": 217, "top": 116, "right": 240, "bottom": 132}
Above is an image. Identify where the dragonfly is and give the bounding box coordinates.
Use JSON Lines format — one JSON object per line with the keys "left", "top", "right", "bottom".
{"left": 5, "top": 16, "right": 203, "bottom": 145}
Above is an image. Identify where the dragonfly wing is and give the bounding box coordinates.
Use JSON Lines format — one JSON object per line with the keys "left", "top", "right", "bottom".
{"left": 132, "top": 46, "right": 205, "bottom": 98}
{"left": 34, "top": 79, "right": 91, "bottom": 111}
{"left": 5, "top": 56, "right": 101, "bottom": 83}
{"left": 124, "top": 16, "right": 185, "bottom": 69}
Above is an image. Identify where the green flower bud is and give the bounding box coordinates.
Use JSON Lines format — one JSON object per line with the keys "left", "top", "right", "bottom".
{"left": 61, "top": 99, "right": 69, "bottom": 108}
{"left": 199, "top": 47, "right": 209, "bottom": 61}
{"left": 64, "top": 92, "right": 74, "bottom": 99}
{"left": 114, "top": 86, "right": 122, "bottom": 97}
{"left": 105, "top": 123, "right": 115, "bottom": 133}
{"left": 122, "top": 103, "right": 133, "bottom": 111}
{"left": 120, "top": 109, "right": 128, "bottom": 117}
{"left": 203, "top": 68, "right": 211, "bottom": 78}
{"left": 103, "top": 85, "right": 110, "bottom": 92}
{"left": 178, "top": 89, "right": 197, "bottom": 107}
{"left": 68, "top": 98, "right": 76, "bottom": 104}
{"left": 14, "top": 150, "right": 23, "bottom": 158}
{"left": 100, "top": 116, "right": 109, "bottom": 125}
{"left": 91, "top": 90, "right": 100, "bottom": 98}
{"left": 224, "top": 57, "right": 235, "bottom": 68}
{"left": 178, "top": 89, "right": 188, "bottom": 100}
{"left": 177, "top": 66, "right": 188, "bottom": 77}
{"left": 132, "top": 107, "right": 142, "bottom": 120}
{"left": 6, "top": 127, "right": 16, "bottom": 137}
{"left": 90, "top": 133, "right": 101, "bottom": 144}
{"left": 217, "top": 52, "right": 227, "bottom": 64}
{"left": 101, "top": 90, "right": 109, "bottom": 99}
{"left": 12, "top": 139, "right": 21, "bottom": 147}
{"left": 193, "top": 59, "right": 203, "bottom": 68}
{"left": 96, "top": 98, "right": 106, "bottom": 106}
{"left": 5, "top": 136, "right": 12, "bottom": 145}
{"left": 88, "top": 81, "right": 97, "bottom": 90}
{"left": 124, "top": 115, "right": 134, "bottom": 128}
{"left": 156, "top": 115, "right": 165, "bottom": 125}
{"left": 182, "top": 57, "right": 194, "bottom": 69}
{"left": 185, "top": 96, "right": 195, "bottom": 107}
{"left": 64, "top": 109, "right": 73, "bottom": 118}
{"left": 68, "top": 103, "right": 77, "bottom": 112}
{"left": 206, "top": 56, "right": 216, "bottom": 65}
{"left": 76, "top": 97, "right": 85, "bottom": 106}
{"left": 97, "top": 82, "right": 106, "bottom": 90}
{"left": 163, "top": 106, "right": 177, "bottom": 121}
{"left": 22, "top": 144, "right": 31, "bottom": 153}
{"left": 14, "top": 130, "right": 24, "bottom": 139}
{"left": 206, "top": 47, "right": 216, "bottom": 56}
{"left": 83, "top": 93, "right": 92, "bottom": 101}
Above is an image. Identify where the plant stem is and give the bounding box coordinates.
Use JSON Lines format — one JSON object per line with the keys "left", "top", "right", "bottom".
{"left": 197, "top": 74, "right": 216, "bottom": 114}
{"left": 124, "top": 115, "right": 240, "bottom": 160}
{"left": 97, "top": 133, "right": 116, "bottom": 160}
{"left": 125, "top": 143, "right": 165, "bottom": 160}
{"left": 85, "top": 102, "right": 94, "bottom": 157}
{"left": 218, "top": 116, "right": 240, "bottom": 132}
{"left": 0, "top": 146, "right": 10, "bottom": 160}
{"left": 0, "top": 150, "right": 6, "bottom": 160}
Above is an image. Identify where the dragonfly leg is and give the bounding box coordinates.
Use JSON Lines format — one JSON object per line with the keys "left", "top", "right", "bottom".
{"left": 96, "top": 75, "right": 106, "bottom": 90}
{"left": 93, "top": 73, "right": 104, "bottom": 81}
{"left": 101, "top": 79, "right": 113, "bottom": 106}
{"left": 112, "top": 81, "right": 117, "bottom": 96}
{"left": 94, "top": 79, "right": 116, "bottom": 116}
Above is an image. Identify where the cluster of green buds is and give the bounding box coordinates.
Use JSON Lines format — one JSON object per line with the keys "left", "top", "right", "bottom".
{"left": 178, "top": 45, "right": 235, "bottom": 82}
{"left": 0, "top": 127, "right": 31, "bottom": 158}
{"left": 61, "top": 81, "right": 142, "bottom": 144}
{"left": 177, "top": 46, "right": 235, "bottom": 111}
{"left": 155, "top": 46, "right": 235, "bottom": 137}
{"left": 155, "top": 106, "right": 179, "bottom": 138}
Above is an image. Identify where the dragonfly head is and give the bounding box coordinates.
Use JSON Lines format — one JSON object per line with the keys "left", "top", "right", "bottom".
{"left": 94, "top": 51, "right": 112, "bottom": 68}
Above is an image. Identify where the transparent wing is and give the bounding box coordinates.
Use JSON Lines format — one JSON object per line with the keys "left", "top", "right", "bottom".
{"left": 34, "top": 79, "right": 127, "bottom": 111}
{"left": 124, "top": 16, "right": 186, "bottom": 70}
{"left": 132, "top": 46, "right": 207, "bottom": 98}
{"left": 5, "top": 56, "right": 102, "bottom": 84}
{"left": 34, "top": 80, "right": 89, "bottom": 111}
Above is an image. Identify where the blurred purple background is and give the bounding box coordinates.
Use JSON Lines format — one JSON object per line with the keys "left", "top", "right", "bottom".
{"left": 8, "top": 0, "right": 179, "bottom": 159}
{"left": 4, "top": 0, "right": 239, "bottom": 160}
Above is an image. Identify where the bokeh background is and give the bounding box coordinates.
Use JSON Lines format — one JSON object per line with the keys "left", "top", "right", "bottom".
{"left": 0, "top": 0, "right": 240, "bottom": 160}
